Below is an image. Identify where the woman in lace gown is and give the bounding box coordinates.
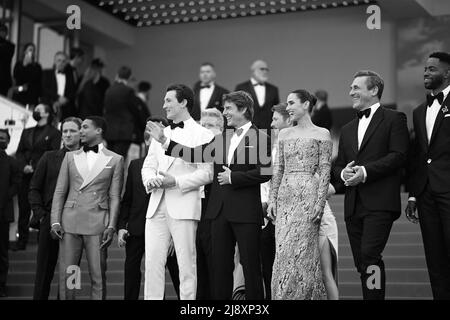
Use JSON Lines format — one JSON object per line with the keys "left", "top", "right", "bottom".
{"left": 267, "top": 89, "right": 333, "bottom": 300}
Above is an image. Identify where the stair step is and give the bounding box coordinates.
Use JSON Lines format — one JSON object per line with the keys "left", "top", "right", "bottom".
{"left": 338, "top": 256, "right": 427, "bottom": 268}
{"left": 337, "top": 268, "right": 430, "bottom": 283}
{"left": 5, "top": 282, "right": 178, "bottom": 299}
{"left": 338, "top": 282, "right": 432, "bottom": 297}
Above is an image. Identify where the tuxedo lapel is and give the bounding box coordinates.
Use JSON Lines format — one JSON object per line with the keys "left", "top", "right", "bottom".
{"left": 231, "top": 126, "right": 257, "bottom": 166}
{"left": 347, "top": 119, "right": 359, "bottom": 155}
{"left": 207, "top": 86, "right": 219, "bottom": 109}
{"left": 246, "top": 81, "right": 261, "bottom": 108}
{"left": 359, "top": 107, "right": 384, "bottom": 153}
{"left": 429, "top": 95, "right": 450, "bottom": 147}
{"left": 73, "top": 150, "right": 89, "bottom": 182}
{"left": 224, "top": 129, "right": 234, "bottom": 166}
{"left": 416, "top": 103, "right": 429, "bottom": 149}
{"left": 79, "top": 149, "right": 113, "bottom": 190}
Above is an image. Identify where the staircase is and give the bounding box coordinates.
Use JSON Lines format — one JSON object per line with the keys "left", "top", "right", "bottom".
{"left": 332, "top": 193, "right": 432, "bottom": 299}
{"left": 3, "top": 193, "right": 432, "bottom": 300}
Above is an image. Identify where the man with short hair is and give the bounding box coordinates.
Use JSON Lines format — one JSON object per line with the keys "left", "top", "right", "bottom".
{"left": 192, "top": 63, "right": 229, "bottom": 121}
{"left": 104, "top": 66, "right": 142, "bottom": 157}
{"left": 66, "top": 48, "right": 85, "bottom": 88}
{"left": 0, "top": 129, "right": 22, "bottom": 297}
{"left": 333, "top": 70, "right": 409, "bottom": 300}
{"left": 117, "top": 116, "right": 180, "bottom": 300}
{"left": 406, "top": 52, "right": 450, "bottom": 299}
{"left": 235, "top": 60, "right": 280, "bottom": 131}
{"left": 312, "top": 90, "right": 333, "bottom": 131}
{"left": 42, "top": 52, "right": 77, "bottom": 121}
{"left": 77, "top": 58, "right": 110, "bottom": 119}
{"left": 29, "top": 117, "right": 82, "bottom": 300}
{"left": 51, "top": 116, "right": 124, "bottom": 300}
{"left": 142, "top": 84, "right": 214, "bottom": 300}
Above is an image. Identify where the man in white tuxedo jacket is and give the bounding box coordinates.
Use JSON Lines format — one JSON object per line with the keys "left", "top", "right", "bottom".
{"left": 51, "top": 116, "right": 124, "bottom": 300}
{"left": 142, "top": 84, "right": 214, "bottom": 300}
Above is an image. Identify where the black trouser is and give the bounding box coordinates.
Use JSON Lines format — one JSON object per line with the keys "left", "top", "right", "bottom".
{"left": 17, "top": 174, "right": 32, "bottom": 247}
{"left": 345, "top": 195, "right": 394, "bottom": 300}
{"left": 196, "top": 219, "right": 214, "bottom": 300}
{"left": 0, "top": 222, "right": 9, "bottom": 286}
{"left": 124, "top": 234, "right": 180, "bottom": 300}
{"left": 417, "top": 183, "right": 450, "bottom": 300}
{"left": 33, "top": 214, "right": 59, "bottom": 300}
{"left": 107, "top": 141, "right": 131, "bottom": 158}
{"left": 260, "top": 222, "right": 275, "bottom": 300}
{"left": 210, "top": 214, "right": 264, "bottom": 300}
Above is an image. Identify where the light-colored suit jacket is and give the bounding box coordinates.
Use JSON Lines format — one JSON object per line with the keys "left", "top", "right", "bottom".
{"left": 51, "top": 147, "right": 124, "bottom": 235}
{"left": 142, "top": 118, "right": 214, "bottom": 220}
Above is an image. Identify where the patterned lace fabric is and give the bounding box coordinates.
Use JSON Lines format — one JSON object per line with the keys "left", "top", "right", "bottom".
{"left": 269, "top": 137, "right": 332, "bottom": 300}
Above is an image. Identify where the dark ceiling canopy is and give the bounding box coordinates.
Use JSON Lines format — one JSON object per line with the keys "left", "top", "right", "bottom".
{"left": 83, "top": 0, "right": 377, "bottom": 28}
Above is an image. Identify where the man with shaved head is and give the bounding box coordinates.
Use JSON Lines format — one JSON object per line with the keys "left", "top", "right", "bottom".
{"left": 235, "top": 60, "right": 279, "bottom": 132}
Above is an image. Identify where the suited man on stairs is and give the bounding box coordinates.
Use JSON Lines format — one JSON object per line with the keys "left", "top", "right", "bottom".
{"left": 51, "top": 116, "right": 124, "bottom": 300}
{"left": 406, "top": 52, "right": 450, "bottom": 299}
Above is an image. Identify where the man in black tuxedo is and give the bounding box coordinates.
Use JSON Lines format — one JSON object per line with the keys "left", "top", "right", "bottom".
{"left": 235, "top": 60, "right": 279, "bottom": 131}
{"left": 132, "top": 81, "right": 152, "bottom": 149}
{"left": 103, "top": 66, "right": 141, "bottom": 157}
{"left": 77, "top": 58, "right": 110, "bottom": 119}
{"left": 334, "top": 70, "right": 409, "bottom": 300}
{"left": 196, "top": 108, "right": 224, "bottom": 300}
{"left": 117, "top": 117, "right": 180, "bottom": 300}
{"left": 192, "top": 63, "right": 229, "bottom": 121}
{"left": 312, "top": 90, "right": 333, "bottom": 131}
{"left": 0, "top": 23, "right": 15, "bottom": 96}
{"left": 0, "top": 129, "right": 22, "bottom": 297}
{"left": 147, "top": 91, "right": 271, "bottom": 299}
{"left": 65, "top": 48, "right": 85, "bottom": 90}
{"left": 14, "top": 104, "right": 61, "bottom": 250}
{"left": 42, "top": 52, "right": 77, "bottom": 121}
{"left": 406, "top": 52, "right": 450, "bottom": 299}
{"left": 28, "top": 117, "right": 82, "bottom": 299}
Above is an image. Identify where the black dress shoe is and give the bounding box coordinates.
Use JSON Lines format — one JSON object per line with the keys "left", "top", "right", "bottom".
{"left": 0, "top": 285, "right": 7, "bottom": 298}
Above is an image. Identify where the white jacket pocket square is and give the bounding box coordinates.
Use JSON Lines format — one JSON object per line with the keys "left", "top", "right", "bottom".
{"left": 444, "top": 114, "right": 450, "bottom": 118}
{"left": 105, "top": 166, "right": 113, "bottom": 169}
{"left": 245, "top": 145, "right": 255, "bottom": 148}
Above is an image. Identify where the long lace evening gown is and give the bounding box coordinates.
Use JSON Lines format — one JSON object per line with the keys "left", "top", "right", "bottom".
{"left": 269, "top": 137, "right": 333, "bottom": 300}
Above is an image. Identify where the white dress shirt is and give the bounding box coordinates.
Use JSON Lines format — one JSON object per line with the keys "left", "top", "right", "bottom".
{"left": 341, "top": 103, "right": 380, "bottom": 183}
{"left": 410, "top": 85, "right": 450, "bottom": 202}
{"left": 425, "top": 84, "right": 450, "bottom": 143}
{"left": 85, "top": 143, "right": 104, "bottom": 171}
{"left": 56, "top": 70, "right": 66, "bottom": 97}
{"left": 251, "top": 78, "right": 265, "bottom": 107}
{"left": 199, "top": 83, "right": 215, "bottom": 112}
{"left": 228, "top": 121, "right": 252, "bottom": 166}
{"left": 358, "top": 102, "right": 381, "bottom": 149}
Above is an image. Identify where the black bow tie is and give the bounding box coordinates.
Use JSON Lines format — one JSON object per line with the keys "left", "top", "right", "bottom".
{"left": 200, "top": 84, "right": 211, "bottom": 89}
{"left": 234, "top": 128, "right": 244, "bottom": 137}
{"left": 83, "top": 144, "right": 99, "bottom": 153}
{"left": 169, "top": 121, "right": 184, "bottom": 130}
{"left": 357, "top": 108, "right": 371, "bottom": 119}
{"left": 426, "top": 92, "right": 444, "bottom": 107}
{"left": 253, "top": 82, "right": 264, "bottom": 87}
